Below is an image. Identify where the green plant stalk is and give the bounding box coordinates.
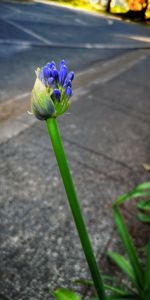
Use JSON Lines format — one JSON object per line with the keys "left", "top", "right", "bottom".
{"left": 143, "top": 238, "right": 150, "bottom": 300}
{"left": 46, "top": 117, "right": 106, "bottom": 300}
{"left": 113, "top": 206, "right": 143, "bottom": 291}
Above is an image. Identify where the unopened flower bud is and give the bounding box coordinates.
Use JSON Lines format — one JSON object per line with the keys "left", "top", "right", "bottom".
{"left": 52, "top": 69, "right": 59, "bottom": 80}
{"left": 54, "top": 89, "right": 61, "bottom": 101}
{"left": 48, "top": 77, "right": 55, "bottom": 86}
{"left": 67, "top": 71, "right": 74, "bottom": 82}
{"left": 43, "top": 67, "right": 51, "bottom": 79}
{"left": 47, "top": 61, "right": 56, "bottom": 69}
{"left": 59, "top": 60, "right": 66, "bottom": 68}
{"left": 59, "top": 65, "right": 67, "bottom": 86}
{"left": 65, "top": 86, "right": 73, "bottom": 99}
{"left": 31, "top": 77, "right": 55, "bottom": 120}
{"left": 31, "top": 60, "right": 74, "bottom": 120}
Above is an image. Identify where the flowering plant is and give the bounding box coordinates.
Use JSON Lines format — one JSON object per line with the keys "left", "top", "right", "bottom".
{"left": 31, "top": 60, "right": 150, "bottom": 300}
{"left": 31, "top": 60, "right": 106, "bottom": 300}
{"left": 31, "top": 60, "right": 74, "bottom": 120}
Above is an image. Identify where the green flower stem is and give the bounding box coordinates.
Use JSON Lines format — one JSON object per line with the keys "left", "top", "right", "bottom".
{"left": 46, "top": 117, "right": 106, "bottom": 300}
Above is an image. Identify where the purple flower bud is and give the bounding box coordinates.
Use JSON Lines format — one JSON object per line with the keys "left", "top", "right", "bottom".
{"left": 59, "top": 65, "right": 67, "bottom": 86}
{"left": 52, "top": 69, "right": 58, "bottom": 80}
{"left": 67, "top": 71, "right": 74, "bottom": 82}
{"left": 63, "top": 80, "right": 72, "bottom": 89}
{"left": 59, "top": 60, "right": 66, "bottom": 69}
{"left": 65, "top": 86, "right": 72, "bottom": 99}
{"left": 47, "top": 61, "right": 56, "bottom": 69}
{"left": 48, "top": 77, "right": 54, "bottom": 86}
{"left": 54, "top": 89, "right": 61, "bottom": 101}
{"left": 32, "top": 60, "right": 74, "bottom": 119}
{"left": 43, "top": 67, "right": 51, "bottom": 79}
{"left": 67, "top": 80, "right": 72, "bottom": 88}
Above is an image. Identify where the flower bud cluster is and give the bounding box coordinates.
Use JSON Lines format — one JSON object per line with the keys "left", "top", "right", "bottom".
{"left": 31, "top": 60, "right": 74, "bottom": 120}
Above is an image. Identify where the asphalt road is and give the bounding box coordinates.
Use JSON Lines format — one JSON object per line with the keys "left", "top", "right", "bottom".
{"left": 0, "top": 0, "right": 150, "bottom": 104}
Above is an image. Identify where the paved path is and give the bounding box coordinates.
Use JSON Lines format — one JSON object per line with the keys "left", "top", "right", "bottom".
{"left": 0, "top": 53, "right": 150, "bottom": 300}
{"left": 0, "top": 2, "right": 150, "bottom": 300}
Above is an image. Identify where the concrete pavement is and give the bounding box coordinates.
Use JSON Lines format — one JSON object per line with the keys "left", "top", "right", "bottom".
{"left": 0, "top": 1, "right": 150, "bottom": 299}
{"left": 0, "top": 48, "right": 147, "bottom": 144}
{"left": 0, "top": 52, "right": 150, "bottom": 299}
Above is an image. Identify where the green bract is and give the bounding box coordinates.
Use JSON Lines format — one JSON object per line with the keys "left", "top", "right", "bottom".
{"left": 31, "top": 77, "right": 55, "bottom": 120}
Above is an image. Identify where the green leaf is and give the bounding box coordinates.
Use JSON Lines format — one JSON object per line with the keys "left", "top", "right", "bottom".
{"left": 53, "top": 288, "right": 82, "bottom": 300}
{"left": 138, "top": 213, "right": 150, "bottom": 223}
{"left": 74, "top": 276, "right": 134, "bottom": 294}
{"left": 107, "top": 251, "right": 135, "bottom": 282}
{"left": 137, "top": 200, "right": 150, "bottom": 212}
{"left": 113, "top": 207, "right": 143, "bottom": 290}
{"left": 115, "top": 190, "right": 150, "bottom": 206}
{"left": 136, "top": 182, "right": 150, "bottom": 190}
{"left": 144, "top": 239, "right": 150, "bottom": 290}
{"left": 104, "top": 283, "right": 132, "bottom": 296}
{"left": 114, "top": 182, "right": 150, "bottom": 206}
{"left": 74, "top": 279, "right": 94, "bottom": 286}
{"left": 74, "top": 276, "right": 119, "bottom": 287}
{"left": 74, "top": 275, "right": 117, "bottom": 285}
{"left": 137, "top": 198, "right": 150, "bottom": 223}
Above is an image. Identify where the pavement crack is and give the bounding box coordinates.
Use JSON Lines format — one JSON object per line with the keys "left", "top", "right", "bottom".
{"left": 63, "top": 137, "right": 135, "bottom": 172}
{"left": 67, "top": 153, "right": 134, "bottom": 184}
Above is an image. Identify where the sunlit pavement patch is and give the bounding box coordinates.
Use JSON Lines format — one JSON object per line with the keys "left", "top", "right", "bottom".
{"left": 124, "top": 34, "right": 150, "bottom": 43}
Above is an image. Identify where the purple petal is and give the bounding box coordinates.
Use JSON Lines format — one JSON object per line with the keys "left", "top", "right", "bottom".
{"left": 59, "top": 60, "right": 66, "bottom": 69}
{"left": 43, "top": 67, "right": 51, "bottom": 79}
{"left": 63, "top": 80, "right": 72, "bottom": 89}
{"left": 67, "top": 71, "right": 74, "bottom": 82}
{"left": 59, "top": 65, "right": 67, "bottom": 85}
{"left": 48, "top": 77, "right": 54, "bottom": 86}
{"left": 65, "top": 86, "right": 72, "bottom": 99}
{"left": 52, "top": 69, "right": 58, "bottom": 80}
{"left": 54, "top": 89, "right": 61, "bottom": 101}
{"left": 47, "top": 61, "right": 56, "bottom": 69}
